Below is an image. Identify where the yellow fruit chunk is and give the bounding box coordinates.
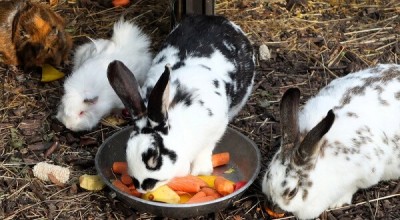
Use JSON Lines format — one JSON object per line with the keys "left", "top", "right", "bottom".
{"left": 179, "top": 193, "right": 193, "bottom": 204}
{"left": 41, "top": 64, "right": 65, "bottom": 82}
{"left": 197, "top": 175, "right": 217, "bottom": 188}
{"left": 142, "top": 185, "right": 180, "bottom": 204}
{"left": 79, "top": 174, "right": 106, "bottom": 191}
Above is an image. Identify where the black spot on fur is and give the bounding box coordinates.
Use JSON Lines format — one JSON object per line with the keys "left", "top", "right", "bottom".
{"left": 198, "top": 100, "right": 204, "bottom": 106}
{"left": 213, "top": 80, "right": 219, "bottom": 88}
{"left": 302, "top": 189, "right": 308, "bottom": 201}
{"left": 132, "top": 177, "right": 139, "bottom": 188}
{"left": 172, "top": 61, "right": 185, "bottom": 70}
{"left": 215, "top": 91, "right": 221, "bottom": 96}
{"left": 170, "top": 84, "right": 193, "bottom": 107}
{"left": 281, "top": 180, "right": 287, "bottom": 187}
{"left": 155, "top": 55, "right": 166, "bottom": 64}
{"left": 200, "top": 64, "right": 211, "bottom": 71}
{"left": 207, "top": 108, "right": 213, "bottom": 116}
{"left": 141, "top": 178, "right": 159, "bottom": 191}
{"left": 141, "top": 133, "right": 177, "bottom": 171}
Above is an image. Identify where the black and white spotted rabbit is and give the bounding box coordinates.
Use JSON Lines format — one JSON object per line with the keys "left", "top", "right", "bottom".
{"left": 262, "top": 64, "right": 400, "bottom": 219}
{"left": 107, "top": 15, "right": 255, "bottom": 192}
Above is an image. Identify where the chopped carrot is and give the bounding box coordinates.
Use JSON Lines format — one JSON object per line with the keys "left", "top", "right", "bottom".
{"left": 200, "top": 187, "right": 222, "bottom": 198}
{"left": 112, "top": 0, "right": 130, "bottom": 7}
{"left": 265, "top": 207, "right": 285, "bottom": 218}
{"left": 128, "top": 185, "right": 142, "bottom": 197}
{"left": 185, "top": 191, "right": 206, "bottom": 203}
{"left": 112, "top": 179, "right": 131, "bottom": 194}
{"left": 186, "top": 195, "right": 217, "bottom": 204}
{"left": 120, "top": 174, "right": 133, "bottom": 185}
{"left": 112, "top": 162, "right": 128, "bottom": 175}
{"left": 167, "top": 175, "right": 207, "bottom": 193}
{"left": 212, "top": 152, "right": 230, "bottom": 167}
{"left": 214, "top": 176, "right": 234, "bottom": 196}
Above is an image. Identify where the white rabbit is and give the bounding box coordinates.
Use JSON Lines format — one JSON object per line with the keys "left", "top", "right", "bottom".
{"left": 107, "top": 15, "right": 255, "bottom": 192}
{"left": 56, "top": 19, "right": 152, "bottom": 131}
{"left": 262, "top": 64, "right": 400, "bottom": 219}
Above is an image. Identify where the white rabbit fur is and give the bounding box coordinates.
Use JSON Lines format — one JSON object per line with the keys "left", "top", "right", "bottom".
{"left": 56, "top": 19, "right": 152, "bottom": 131}
{"left": 107, "top": 15, "right": 255, "bottom": 192}
{"left": 262, "top": 64, "right": 400, "bottom": 219}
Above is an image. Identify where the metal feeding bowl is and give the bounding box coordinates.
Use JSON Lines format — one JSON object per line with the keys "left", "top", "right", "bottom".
{"left": 95, "top": 126, "right": 261, "bottom": 218}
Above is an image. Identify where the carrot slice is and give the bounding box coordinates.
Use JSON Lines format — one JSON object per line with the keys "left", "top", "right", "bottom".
{"left": 185, "top": 191, "right": 206, "bottom": 203}
{"left": 128, "top": 185, "right": 142, "bottom": 197}
{"left": 120, "top": 174, "right": 133, "bottom": 185}
{"left": 112, "top": 162, "right": 128, "bottom": 175}
{"left": 265, "top": 207, "right": 285, "bottom": 218}
{"left": 212, "top": 152, "right": 230, "bottom": 167}
{"left": 186, "top": 195, "right": 217, "bottom": 204}
{"left": 200, "top": 187, "right": 222, "bottom": 198}
{"left": 112, "top": 179, "right": 131, "bottom": 194}
{"left": 112, "top": 0, "right": 130, "bottom": 7}
{"left": 214, "top": 176, "right": 234, "bottom": 196}
{"left": 167, "top": 175, "right": 207, "bottom": 193}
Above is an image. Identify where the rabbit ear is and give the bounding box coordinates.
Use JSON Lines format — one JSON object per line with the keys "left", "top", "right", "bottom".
{"left": 107, "top": 60, "right": 146, "bottom": 118}
{"left": 293, "top": 110, "right": 335, "bottom": 165}
{"left": 147, "top": 64, "right": 171, "bottom": 124}
{"left": 280, "top": 88, "right": 301, "bottom": 149}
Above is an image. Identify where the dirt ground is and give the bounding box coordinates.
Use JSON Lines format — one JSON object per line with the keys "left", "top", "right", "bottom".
{"left": 0, "top": 0, "right": 399, "bottom": 219}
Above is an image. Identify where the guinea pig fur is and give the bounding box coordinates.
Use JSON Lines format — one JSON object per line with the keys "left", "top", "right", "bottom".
{"left": 0, "top": 0, "right": 72, "bottom": 69}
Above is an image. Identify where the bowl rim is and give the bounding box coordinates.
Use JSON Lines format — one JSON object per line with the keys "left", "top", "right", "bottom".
{"left": 95, "top": 126, "right": 261, "bottom": 208}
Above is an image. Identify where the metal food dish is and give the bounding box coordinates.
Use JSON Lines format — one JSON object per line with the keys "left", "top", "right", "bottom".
{"left": 95, "top": 126, "right": 261, "bottom": 218}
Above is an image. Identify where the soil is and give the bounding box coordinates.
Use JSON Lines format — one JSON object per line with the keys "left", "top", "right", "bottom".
{"left": 0, "top": 0, "right": 399, "bottom": 219}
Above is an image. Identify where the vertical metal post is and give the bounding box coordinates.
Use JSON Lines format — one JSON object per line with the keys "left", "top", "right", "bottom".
{"left": 171, "top": 0, "right": 215, "bottom": 28}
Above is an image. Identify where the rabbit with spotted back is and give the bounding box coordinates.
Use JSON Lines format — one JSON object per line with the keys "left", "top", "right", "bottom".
{"left": 262, "top": 64, "right": 400, "bottom": 219}
{"left": 56, "top": 19, "right": 152, "bottom": 131}
{"left": 108, "top": 15, "right": 255, "bottom": 192}
{"left": 0, "top": 0, "right": 72, "bottom": 69}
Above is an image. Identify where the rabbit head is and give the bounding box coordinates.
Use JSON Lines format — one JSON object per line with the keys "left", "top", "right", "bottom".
{"left": 108, "top": 60, "right": 188, "bottom": 193}
{"left": 13, "top": 1, "right": 72, "bottom": 69}
{"left": 56, "top": 85, "right": 102, "bottom": 132}
{"left": 262, "top": 88, "right": 336, "bottom": 219}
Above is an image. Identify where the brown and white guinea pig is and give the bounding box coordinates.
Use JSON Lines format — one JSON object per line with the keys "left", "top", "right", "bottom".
{"left": 0, "top": 0, "right": 72, "bottom": 69}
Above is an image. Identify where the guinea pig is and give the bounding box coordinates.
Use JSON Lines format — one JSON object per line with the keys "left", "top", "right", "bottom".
{"left": 0, "top": 0, "right": 72, "bottom": 69}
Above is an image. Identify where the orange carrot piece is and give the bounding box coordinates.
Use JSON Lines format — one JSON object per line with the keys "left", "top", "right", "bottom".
{"left": 128, "top": 185, "right": 142, "bottom": 197}
{"left": 112, "top": 179, "right": 131, "bottom": 194}
{"left": 212, "top": 152, "right": 230, "bottom": 167}
{"left": 120, "top": 174, "right": 133, "bottom": 185}
{"left": 214, "top": 176, "right": 234, "bottom": 196}
{"left": 112, "top": 0, "right": 130, "bottom": 7}
{"left": 200, "top": 187, "right": 222, "bottom": 198}
{"left": 185, "top": 191, "right": 206, "bottom": 203}
{"left": 112, "top": 162, "right": 128, "bottom": 175}
{"left": 186, "top": 195, "right": 217, "bottom": 204}
{"left": 265, "top": 207, "right": 285, "bottom": 218}
{"left": 167, "top": 175, "right": 207, "bottom": 193}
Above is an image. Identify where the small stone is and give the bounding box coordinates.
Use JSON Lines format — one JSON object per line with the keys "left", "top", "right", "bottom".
{"left": 259, "top": 44, "right": 271, "bottom": 61}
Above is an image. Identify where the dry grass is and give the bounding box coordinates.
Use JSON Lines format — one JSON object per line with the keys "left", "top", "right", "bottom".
{"left": 0, "top": 0, "right": 399, "bottom": 219}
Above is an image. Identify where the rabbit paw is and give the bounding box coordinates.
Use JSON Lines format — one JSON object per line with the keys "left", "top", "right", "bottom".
{"left": 330, "top": 192, "right": 353, "bottom": 208}
{"left": 191, "top": 149, "right": 213, "bottom": 176}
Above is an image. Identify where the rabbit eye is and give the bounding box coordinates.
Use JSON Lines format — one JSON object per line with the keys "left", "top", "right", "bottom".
{"left": 79, "top": 111, "right": 85, "bottom": 116}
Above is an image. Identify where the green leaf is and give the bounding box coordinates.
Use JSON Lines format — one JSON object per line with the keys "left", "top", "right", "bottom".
{"left": 10, "top": 128, "right": 25, "bottom": 149}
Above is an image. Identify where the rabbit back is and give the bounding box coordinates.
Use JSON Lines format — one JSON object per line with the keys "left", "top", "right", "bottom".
{"left": 262, "top": 64, "right": 400, "bottom": 219}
